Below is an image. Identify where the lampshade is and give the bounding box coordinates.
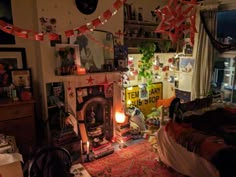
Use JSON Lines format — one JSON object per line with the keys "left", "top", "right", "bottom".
{"left": 115, "top": 111, "right": 126, "bottom": 124}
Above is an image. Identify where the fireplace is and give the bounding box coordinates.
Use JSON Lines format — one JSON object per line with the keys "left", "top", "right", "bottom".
{"left": 76, "top": 84, "right": 113, "bottom": 148}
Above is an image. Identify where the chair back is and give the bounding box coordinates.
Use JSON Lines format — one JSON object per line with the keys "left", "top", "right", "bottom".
{"left": 27, "top": 146, "right": 73, "bottom": 177}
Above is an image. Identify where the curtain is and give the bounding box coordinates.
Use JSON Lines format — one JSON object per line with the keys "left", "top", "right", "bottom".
{"left": 191, "top": 8, "right": 217, "bottom": 100}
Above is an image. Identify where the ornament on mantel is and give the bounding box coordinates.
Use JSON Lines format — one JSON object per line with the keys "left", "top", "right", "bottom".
{"left": 86, "top": 76, "right": 94, "bottom": 85}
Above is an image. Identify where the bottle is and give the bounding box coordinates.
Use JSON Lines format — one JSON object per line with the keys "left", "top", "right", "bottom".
{"left": 138, "top": 7, "right": 143, "bottom": 21}
{"left": 132, "top": 8, "right": 136, "bottom": 20}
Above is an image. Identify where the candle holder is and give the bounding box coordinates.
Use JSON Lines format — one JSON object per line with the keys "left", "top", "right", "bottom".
{"left": 119, "top": 141, "right": 127, "bottom": 149}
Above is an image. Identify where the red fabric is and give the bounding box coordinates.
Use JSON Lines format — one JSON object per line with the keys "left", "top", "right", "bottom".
{"left": 165, "top": 120, "right": 230, "bottom": 161}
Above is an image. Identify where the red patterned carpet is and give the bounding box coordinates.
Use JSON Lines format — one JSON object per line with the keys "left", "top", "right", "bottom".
{"left": 83, "top": 140, "right": 184, "bottom": 177}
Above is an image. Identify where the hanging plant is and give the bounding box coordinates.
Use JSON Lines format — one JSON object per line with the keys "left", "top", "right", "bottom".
{"left": 138, "top": 42, "right": 156, "bottom": 86}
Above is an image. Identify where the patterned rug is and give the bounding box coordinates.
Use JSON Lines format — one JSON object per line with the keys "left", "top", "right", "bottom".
{"left": 83, "top": 140, "right": 184, "bottom": 177}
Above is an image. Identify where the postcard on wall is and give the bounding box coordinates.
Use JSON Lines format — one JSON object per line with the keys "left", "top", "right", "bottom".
{"left": 179, "top": 57, "right": 195, "bottom": 74}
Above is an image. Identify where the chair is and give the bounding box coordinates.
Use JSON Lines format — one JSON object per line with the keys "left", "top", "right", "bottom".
{"left": 26, "top": 146, "right": 73, "bottom": 177}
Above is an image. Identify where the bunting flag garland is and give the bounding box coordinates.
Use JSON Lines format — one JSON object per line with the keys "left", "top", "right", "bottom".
{"left": 155, "top": 0, "right": 198, "bottom": 46}
{"left": 0, "top": 0, "right": 126, "bottom": 41}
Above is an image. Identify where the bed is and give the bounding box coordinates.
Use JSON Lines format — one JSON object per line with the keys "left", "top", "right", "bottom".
{"left": 155, "top": 97, "right": 236, "bottom": 177}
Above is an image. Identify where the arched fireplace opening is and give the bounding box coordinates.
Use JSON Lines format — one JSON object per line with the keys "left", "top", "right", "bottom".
{"left": 76, "top": 85, "right": 113, "bottom": 149}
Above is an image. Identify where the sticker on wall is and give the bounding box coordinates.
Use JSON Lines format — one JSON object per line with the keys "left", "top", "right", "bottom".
{"left": 39, "top": 17, "right": 57, "bottom": 33}
{"left": 77, "top": 89, "right": 84, "bottom": 103}
{"left": 139, "top": 84, "right": 149, "bottom": 100}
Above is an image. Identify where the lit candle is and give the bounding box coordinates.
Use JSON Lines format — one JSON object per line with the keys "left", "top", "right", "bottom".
{"left": 80, "top": 140, "right": 83, "bottom": 162}
{"left": 86, "top": 141, "right": 90, "bottom": 154}
{"left": 77, "top": 67, "right": 86, "bottom": 75}
{"left": 80, "top": 140, "right": 83, "bottom": 154}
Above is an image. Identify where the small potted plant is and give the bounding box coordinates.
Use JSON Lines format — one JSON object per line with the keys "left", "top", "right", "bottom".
{"left": 138, "top": 42, "right": 156, "bottom": 86}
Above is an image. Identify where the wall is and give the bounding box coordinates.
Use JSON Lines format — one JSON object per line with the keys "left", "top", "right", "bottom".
{"left": 34, "top": 0, "right": 124, "bottom": 119}
{"left": 1, "top": 0, "right": 194, "bottom": 132}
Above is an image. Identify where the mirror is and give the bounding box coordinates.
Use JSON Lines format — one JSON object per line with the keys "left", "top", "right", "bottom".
{"left": 69, "top": 30, "right": 115, "bottom": 73}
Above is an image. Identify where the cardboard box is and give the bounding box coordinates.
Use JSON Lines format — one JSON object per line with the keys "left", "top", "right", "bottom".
{"left": 0, "top": 161, "right": 23, "bottom": 177}
{"left": 0, "top": 153, "right": 23, "bottom": 177}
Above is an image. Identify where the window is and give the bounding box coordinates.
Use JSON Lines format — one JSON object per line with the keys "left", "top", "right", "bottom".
{"left": 217, "top": 10, "right": 236, "bottom": 44}
{"left": 213, "top": 4, "right": 236, "bottom": 103}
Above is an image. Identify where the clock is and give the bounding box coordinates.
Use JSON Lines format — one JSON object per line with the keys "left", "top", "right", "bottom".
{"left": 75, "top": 0, "right": 98, "bottom": 15}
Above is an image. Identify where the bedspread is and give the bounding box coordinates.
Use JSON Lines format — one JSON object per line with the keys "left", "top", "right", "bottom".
{"left": 165, "top": 121, "right": 229, "bottom": 161}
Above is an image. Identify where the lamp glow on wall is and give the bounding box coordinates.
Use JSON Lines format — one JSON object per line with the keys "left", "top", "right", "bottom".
{"left": 115, "top": 111, "right": 126, "bottom": 124}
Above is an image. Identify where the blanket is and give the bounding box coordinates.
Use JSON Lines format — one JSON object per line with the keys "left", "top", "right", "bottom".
{"left": 165, "top": 107, "right": 236, "bottom": 177}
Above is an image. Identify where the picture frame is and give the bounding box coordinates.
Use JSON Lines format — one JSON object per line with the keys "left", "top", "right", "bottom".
{"left": 10, "top": 69, "right": 32, "bottom": 88}
{"left": 0, "top": 48, "right": 27, "bottom": 97}
{"left": 10, "top": 68, "right": 33, "bottom": 101}
{"left": 55, "top": 44, "right": 80, "bottom": 75}
{"left": 69, "top": 30, "right": 114, "bottom": 72}
{"left": 0, "top": 48, "right": 27, "bottom": 70}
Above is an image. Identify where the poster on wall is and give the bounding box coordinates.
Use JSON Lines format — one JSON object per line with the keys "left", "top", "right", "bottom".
{"left": 0, "top": 0, "right": 15, "bottom": 44}
{"left": 125, "top": 82, "right": 163, "bottom": 116}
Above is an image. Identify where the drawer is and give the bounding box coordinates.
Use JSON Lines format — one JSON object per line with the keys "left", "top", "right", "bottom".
{"left": 0, "top": 116, "right": 35, "bottom": 144}
{"left": 0, "top": 103, "right": 34, "bottom": 121}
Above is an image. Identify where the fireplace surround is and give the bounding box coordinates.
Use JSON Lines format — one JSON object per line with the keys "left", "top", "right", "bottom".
{"left": 76, "top": 84, "right": 113, "bottom": 148}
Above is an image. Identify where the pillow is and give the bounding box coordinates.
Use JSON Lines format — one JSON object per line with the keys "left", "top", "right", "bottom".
{"left": 156, "top": 95, "right": 176, "bottom": 108}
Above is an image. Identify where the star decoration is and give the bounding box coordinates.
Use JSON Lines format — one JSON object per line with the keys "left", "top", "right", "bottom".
{"left": 86, "top": 76, "right": 94, "bottom": 84}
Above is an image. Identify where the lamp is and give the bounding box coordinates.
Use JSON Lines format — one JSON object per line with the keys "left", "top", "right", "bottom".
{"left": 115, "top": 111, "right": 126, "bottom": 124}
{"left": 115, "top": 111, "right": 128, "bottom": 148}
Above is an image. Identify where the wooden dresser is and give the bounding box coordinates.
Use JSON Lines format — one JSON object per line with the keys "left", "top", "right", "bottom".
{"left": 0, "top": 99, "right": 36, "bottom": 159}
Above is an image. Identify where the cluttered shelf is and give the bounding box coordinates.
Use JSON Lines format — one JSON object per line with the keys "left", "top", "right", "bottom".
{"left": 124, "top": 20, "right": 158, "bottom": 26}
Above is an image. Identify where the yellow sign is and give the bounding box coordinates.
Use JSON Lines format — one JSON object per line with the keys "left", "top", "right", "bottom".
{"left": 125, "top": 82, "right": 163, "bottom": 116}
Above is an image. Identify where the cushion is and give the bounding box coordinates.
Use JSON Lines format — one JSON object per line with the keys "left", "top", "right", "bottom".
{"left": 156, "top": 95, "right": 176, "bottom": 108}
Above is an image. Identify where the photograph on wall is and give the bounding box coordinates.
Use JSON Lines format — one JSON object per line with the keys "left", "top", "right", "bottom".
{"left": 0, "top": 0, "right": 15, "bottom": 44}
{"left": 179, "top": 57, "right": 195, "bottom": 74}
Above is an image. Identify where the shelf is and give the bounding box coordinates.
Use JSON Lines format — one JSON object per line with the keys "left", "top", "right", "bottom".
{"left": 124, "top": 36, "right": 170, "bottom": 41}
{"left": 124, "top": 20, "right": 158, "bottom": 27}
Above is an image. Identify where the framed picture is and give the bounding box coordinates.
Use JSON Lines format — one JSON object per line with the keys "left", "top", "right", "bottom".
{"left": 0, "top": 48, "right": 27, "bottom": 69}
{"left": 0, "top": 48, "right": 27, "bottom": 97}
{"left": 69, "top": 30, "right": 114, "bottom": 72}
{"left": 10, "top": 69, "right": 32, "bottom": 88}
{"left": 10, "top": 69, "right": 33, "bottom": 100}
{"left": 55, "top": 44, "right": 80, "bottom": 75}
